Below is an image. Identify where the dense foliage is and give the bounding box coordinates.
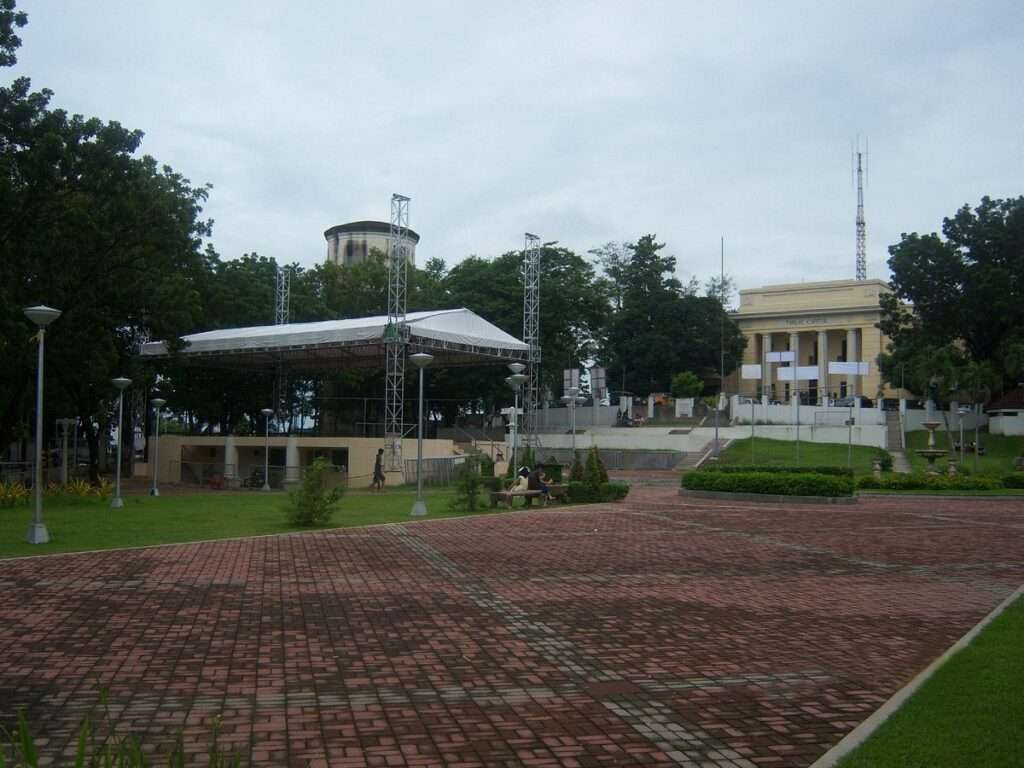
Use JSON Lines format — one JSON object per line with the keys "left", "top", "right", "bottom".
{"left": 284, "top": 458, "right": 344, "bottom": 526}
{"left": 879, "top": 196, "right": 1024, "bottom": 402}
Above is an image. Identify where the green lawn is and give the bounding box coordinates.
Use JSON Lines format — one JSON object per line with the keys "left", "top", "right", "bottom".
{"left": 839, "top": 597, "right": 1024, "bottom": 767}
{"left": 905, "top": 428, "right": 1023, "bottom": 475}
{"left": 718, "top": 437, "right": 884, "bottom": 475}
{"left": 0, "top": 487, "right": 500, "bottom": 559}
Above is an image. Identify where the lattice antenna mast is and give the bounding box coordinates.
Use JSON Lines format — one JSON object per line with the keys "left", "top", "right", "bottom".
{"left": 384, "top": 194, "right": 411, "bottom": 470}
{"left": 522, "top": 233, "right": 542, "bottom": 445}
{"left": 854, "top": 137, "right": 868, "bottom": 280}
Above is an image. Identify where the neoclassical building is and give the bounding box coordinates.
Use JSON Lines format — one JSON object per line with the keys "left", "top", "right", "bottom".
{"left": 728, "top": 278, "right": 899, "bottom": 404}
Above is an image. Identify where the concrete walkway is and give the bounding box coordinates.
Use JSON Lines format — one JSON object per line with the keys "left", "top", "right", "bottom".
{"left": 2, "top": 491, "right": 1022, "bottom": 766}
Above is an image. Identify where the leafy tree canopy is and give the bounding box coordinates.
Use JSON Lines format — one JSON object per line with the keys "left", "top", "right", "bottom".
{"left": 879, "top": 196, "right": 1024, "bottom": 398}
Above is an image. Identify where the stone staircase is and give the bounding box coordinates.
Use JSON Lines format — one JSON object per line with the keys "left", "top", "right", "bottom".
{"left": 677, "top": 439, "right": 732, "bottom": 471}
{"left": 885, "top": 410, "right": 913, "bottom": 473}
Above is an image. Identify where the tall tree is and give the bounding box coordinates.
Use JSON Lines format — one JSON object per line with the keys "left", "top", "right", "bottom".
{"left": 0, "top": 3, "right": 213, "bottom": 477}
{"left": 602, "top": 235, "right": 744, "bottom": 396}
{"left": 879, "top": 196, "right": 1024, "bottom": 394}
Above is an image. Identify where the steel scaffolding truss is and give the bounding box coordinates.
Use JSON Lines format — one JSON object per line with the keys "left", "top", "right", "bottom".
{"left": 384, "top": 194, "right": 411, "bottom": 469}
{"left": 522, "top": 233, "right": 542, "bottom": 445}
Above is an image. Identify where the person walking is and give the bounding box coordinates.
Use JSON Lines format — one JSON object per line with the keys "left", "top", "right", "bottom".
{"left": 372, "top": 448, "right": 386, "bottom": 490}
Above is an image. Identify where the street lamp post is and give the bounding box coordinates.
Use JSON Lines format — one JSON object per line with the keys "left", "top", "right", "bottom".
{"left": 150, "top": 398, "right": 166, "bottom": 496}
{"left": 958, "top": 406, "right": 969, "bottom": 466}
{"left": 561, "top": 386, "right": 583, "bottom": 454}
{"left": 261, "top": 408, "right": 274, "bottom": 490}
{"left": 111, "top": 376, "right": 132, "bottom": 509}
{"left": 409, "top": 353, "right": 434, "bottom": 517}
{"left": 23, "top": 305, "right": 61, "bottom": 544}
{"left": 506, "top": 367, "right": 528, "bottom": 473}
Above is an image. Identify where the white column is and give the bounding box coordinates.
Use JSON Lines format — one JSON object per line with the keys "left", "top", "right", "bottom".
{"left": 789, "top": 331, "right": 800, "bottom": 404}
{"left": 846, "top": 328, "right": 858, "bottom": 397}
{"left": 763, "top": 334, "right": 774, "bottom": 405}
{"left": 223, "top": 435, "right": 238, "bottom": 480}
{"left": 285, "top": 435, "right": 301, "bottom": 485}
{"left": 817, "top": 330, "right": 829, "bottom": 405}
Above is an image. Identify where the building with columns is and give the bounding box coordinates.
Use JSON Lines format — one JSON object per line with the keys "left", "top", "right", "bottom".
{"left": 728, "top": 278, "right": 898, "bottom": 405}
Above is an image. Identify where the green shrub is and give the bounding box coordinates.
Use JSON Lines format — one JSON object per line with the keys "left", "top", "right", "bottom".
{"left": 856, "top": 473, "right": 1004, "bottom": 491}
{"left": 284, "top": 457, "right": 344, "bottom": 526}
{"left": 584, "top": 446, "right": 608, "bottom": 486}
{"left": 0, "top": 482, "right": 30, "bottom": 508}
{"left": 1002, "top": 473, "right": 1024, "bottom": 489}
{"left": 602, "top": 481, "right": 630, "bottom": 501}
{"left": 569, "top": 451, "right": 585, "bottom": 482}
{"left": 683, "top": 470, "right": 855, "bottom": 497}
{"left": 875, "top": 450, "right": 894, "bottom": 472}
{"left": 449, "top": 458, "right": 484, "bottom": 512}
{"left": 479, "top": 454, "right": 494, "bottom": 478}
{"left": 567, "top": 481, "right": 630, "bottom": 503}
{"left": 542, "top": 456, "right": 563, "bottom": 482}
{"left": 699, "top": 464, "right": 854, "bottom": 477}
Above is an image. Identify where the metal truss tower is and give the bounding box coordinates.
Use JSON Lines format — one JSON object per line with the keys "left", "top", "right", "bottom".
{"left": 522, "top": 233, "right": 542, "bottom": 446}
{"left": 854, "top": 140, "right": 867, "bottom": 281}
{"left": 274, "top": 264, "right": 290, "bottom": 324}
{"left": 273, "top": 263, "right": 291, "bottom": 422}
{"left": 384, "top": 194, "right": 411, "bottom": 470}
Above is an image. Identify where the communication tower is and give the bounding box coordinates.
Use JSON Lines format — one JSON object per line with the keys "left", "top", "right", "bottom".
{"left": 522, "top": 233, "right": 542, "bottom": 444}
{"left": 384, "top": 194, "right": 411, "bottom": 469}
{"left": 854, "top": 138, "right": 868, "bottom": 280}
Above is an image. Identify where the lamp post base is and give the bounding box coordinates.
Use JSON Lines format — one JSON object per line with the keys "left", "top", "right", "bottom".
{"left": 262, "top": 483, "right": 271, "bottom": 491}
{"left": 110, "top": 496, "right": 125, "bottom": 509}
{"left": 25, "top": 523, "right": 50, "bottom": 544}
{"left": 410, "top": 500, "right": 428, "bottom": 517}
{"left": 150, "top": 488, "right": 160, "bottom": 497}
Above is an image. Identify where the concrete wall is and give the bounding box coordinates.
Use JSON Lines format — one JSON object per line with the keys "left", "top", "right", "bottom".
{"left": 990, "top": 413, "right": 1024, "bottom": 436}
{"left": 151, "top": 435, "right": 455, "bottom": 486}
{"left": 729, "top": 396, "right": 885, "bottom": 426}
{"left": 539, "top": 405, "right": 619, "bottom": 430}
{"left": 904, "top": 405, "right": 989, "bottom": 432}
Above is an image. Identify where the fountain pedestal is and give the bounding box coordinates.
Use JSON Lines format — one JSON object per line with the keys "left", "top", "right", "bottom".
{"left": 916, "top": 421, "right": 947, "bottom": 475}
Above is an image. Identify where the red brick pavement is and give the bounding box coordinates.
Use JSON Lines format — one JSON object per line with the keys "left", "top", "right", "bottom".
{"left": 1, "top": 489, "right": 1022, "bottom": 767}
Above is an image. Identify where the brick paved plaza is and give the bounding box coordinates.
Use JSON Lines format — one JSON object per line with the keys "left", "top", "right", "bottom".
{"left": 2, "top": 488, "right": 1023, "bottom": 767}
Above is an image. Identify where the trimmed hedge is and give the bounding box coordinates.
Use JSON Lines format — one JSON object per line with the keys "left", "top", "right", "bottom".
{"left": 683, "top": 470, "right": 855, "bottom": 497}
{"left": 1002, "top": 473, "right": 1024, "bottom": 489}
{"left": 567, "top": 481, "right": 630, "bottom": 503}
{"left": 700, "top": 465, "right": 854, "bottom": 477}
{"left": 858, "top": 473, "right": 1005, "bottom": 491}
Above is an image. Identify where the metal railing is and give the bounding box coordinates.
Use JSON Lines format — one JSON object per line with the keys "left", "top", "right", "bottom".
{"left": 402, "top": 456, "right": 467, "bottom": 486}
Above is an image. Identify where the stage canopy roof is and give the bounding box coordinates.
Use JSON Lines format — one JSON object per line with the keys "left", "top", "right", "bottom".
{"left": 139, "top": 308, "right": 530, "bottom": 371}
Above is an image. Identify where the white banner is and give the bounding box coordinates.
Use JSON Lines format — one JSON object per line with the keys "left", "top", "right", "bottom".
{"left": 777, "top": 367, "right": 795, "bottom": 381}
{"left": 766, "top": 351, "right": 795, "bottom": 363}
{"left": 797, "top": 366, "right": 821, "bottom": 381}
{"left": 827, "top": 360, "right": 860, "bottom": 376}
{"left": 562, "top": 368, "right": 580, "bottom": 393}
{"left": 741, "top": 364, "right": 762, "bottom": 380}
{"left": 589, "top": 366, "right": 606, "bottom": 397}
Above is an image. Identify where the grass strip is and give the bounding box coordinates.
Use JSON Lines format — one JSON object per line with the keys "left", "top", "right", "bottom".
{"left": 0, "top": 488, "right": 501, "bottom": 558}
{"left": 839, "top": 597, "right": 1024, "bottom": 767}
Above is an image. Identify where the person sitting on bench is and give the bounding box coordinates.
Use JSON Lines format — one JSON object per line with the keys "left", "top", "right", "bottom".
{"left": 527, "top": 463, "right": 551, "bottom": 501}
{"left": 512, "top": 467, "right": 530, "bottom": 492}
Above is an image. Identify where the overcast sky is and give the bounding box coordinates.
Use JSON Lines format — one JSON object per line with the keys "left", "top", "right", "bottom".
{"left": 12, "top": 1, "right": 1024, "bottom": 292}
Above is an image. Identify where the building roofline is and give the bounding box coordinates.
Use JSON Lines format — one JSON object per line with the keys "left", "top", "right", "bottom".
{"left": 738, "top": 277, "right": 890, "bottom": 296}
{"left": 323, "top": 220, "right": 421, "bottom": 243}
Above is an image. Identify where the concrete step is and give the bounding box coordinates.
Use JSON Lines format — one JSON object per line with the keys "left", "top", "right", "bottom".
{"left": 889, "top": 450, "right": 913, "bottom": 473}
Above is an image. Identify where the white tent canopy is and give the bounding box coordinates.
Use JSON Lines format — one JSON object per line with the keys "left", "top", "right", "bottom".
{"left": 139, "top": 308, "right": 530, "bottom": 370}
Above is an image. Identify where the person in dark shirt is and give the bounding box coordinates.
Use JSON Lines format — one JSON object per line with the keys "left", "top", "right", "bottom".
{"left": 527, "top": 463, "right": 550, "bottom": 500}
{"left": 372, "top": 448, "right": 386, "bottom": 490}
